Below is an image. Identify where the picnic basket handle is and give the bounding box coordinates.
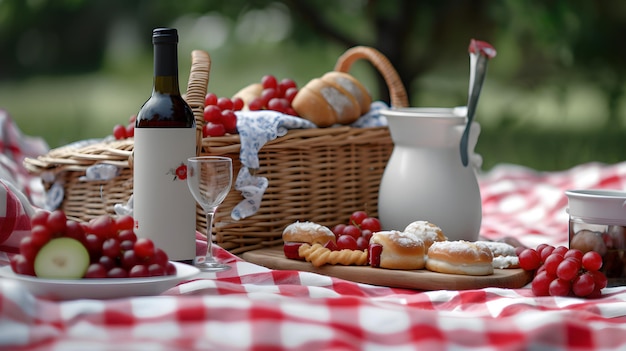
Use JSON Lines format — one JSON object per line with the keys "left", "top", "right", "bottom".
{"left": 334, "top": 46, "right": 409, "bottom": 108}
{"left": 184, "top": 50, "right": 212, "bottom": 156}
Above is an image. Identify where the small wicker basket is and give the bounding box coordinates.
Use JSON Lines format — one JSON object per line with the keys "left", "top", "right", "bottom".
{"left": 24, "top": 46, "right": 408, "bottom": 255}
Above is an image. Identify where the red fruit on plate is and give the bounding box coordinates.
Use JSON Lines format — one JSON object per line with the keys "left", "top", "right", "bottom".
{"left": 337, "top": 235, "right": 358, "bottom": 250}
{"left": 360, "top": 217, "right": 381, "bottom": 233}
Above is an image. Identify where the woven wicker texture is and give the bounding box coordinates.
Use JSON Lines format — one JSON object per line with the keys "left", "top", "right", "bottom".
{"left": 24, "top": 47, "right": 407, "bottom": 255}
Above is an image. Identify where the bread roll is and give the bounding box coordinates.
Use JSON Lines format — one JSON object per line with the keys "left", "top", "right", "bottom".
{"left": 321, "top": 71, "right": 371, "bottom": 116}
{"left": 282, "top": 221, "right": 336, "bottom": 260}
{"left": 403, "top": 221, "right": 447, "bottom": 250}
{"left": 426, "top": 241, "right": 494, "bottom": 276}
{"left": 369, "top": 230, "right": 425, "bottom": 270}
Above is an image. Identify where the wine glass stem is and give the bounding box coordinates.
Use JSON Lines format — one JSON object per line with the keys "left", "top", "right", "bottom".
{"left": 204, "top": 209, "right": 217, "bottom": 263}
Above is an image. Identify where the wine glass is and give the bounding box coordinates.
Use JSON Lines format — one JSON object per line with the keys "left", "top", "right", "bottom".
{"left": 186, "top": 156, "right": 233, "bottom": 272}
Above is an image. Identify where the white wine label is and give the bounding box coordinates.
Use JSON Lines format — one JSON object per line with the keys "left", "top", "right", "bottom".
{"left": 133, "top": 128, "right": 197, "bottom": 261}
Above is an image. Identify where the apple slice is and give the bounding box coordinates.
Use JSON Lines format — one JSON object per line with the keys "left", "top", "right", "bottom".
{"left": 34, "top": 237, "right": 90, "bottom": 279}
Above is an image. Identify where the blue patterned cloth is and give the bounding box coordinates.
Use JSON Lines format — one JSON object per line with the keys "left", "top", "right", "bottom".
{"left": 230, "top": 102, "right": 389, "bottom": 220}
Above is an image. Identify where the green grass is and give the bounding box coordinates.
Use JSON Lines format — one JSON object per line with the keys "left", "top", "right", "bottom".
{"left": 1, "top": 42, "right": 625, "bottom": 172}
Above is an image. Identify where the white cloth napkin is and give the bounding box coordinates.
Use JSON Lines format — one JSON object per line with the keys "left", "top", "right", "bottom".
{"left": 230, "top": 102, "right": 389, "bottom": 220}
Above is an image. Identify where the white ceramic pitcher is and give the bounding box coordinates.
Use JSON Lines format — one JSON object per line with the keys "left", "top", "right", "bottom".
{"left": 378, "top": 107, "right": 482, "bottom": 241}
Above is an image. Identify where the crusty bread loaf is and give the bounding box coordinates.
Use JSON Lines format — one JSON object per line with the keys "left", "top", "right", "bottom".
{"left": 321, "top": 71, "right": 371, "bottom": 116}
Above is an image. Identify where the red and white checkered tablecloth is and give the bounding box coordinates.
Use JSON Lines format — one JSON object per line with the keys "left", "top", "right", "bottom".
{"left": 2, "top": 145, "right": 626, "bottom": 349}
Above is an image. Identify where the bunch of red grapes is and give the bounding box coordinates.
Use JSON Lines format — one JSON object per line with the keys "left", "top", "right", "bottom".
{"left": 328, "top": 211, "right": 382, "bottom": 251}
{"left": 202, "top": 93, "right": 244, "bottom": 137}
{"left": 248, "top": 75, "right": 299, "bottom": 116}
{"left": 518, "top": 244, "right": 607, "bottom": 298}
{"left": 11, "top": 210, "right": 175, "bottom": 279}
{"left": 112, "top": 114, "right": 137, "bottom": 140}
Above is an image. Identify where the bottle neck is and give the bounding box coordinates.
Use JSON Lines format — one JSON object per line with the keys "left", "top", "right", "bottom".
{"left": 153, "top": 42, "right": 180, "bottom": 95}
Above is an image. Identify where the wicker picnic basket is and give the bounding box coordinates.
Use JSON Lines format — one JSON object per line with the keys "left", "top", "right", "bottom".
{"left": 24, "top": 46, "right": 408, "bottom": 255}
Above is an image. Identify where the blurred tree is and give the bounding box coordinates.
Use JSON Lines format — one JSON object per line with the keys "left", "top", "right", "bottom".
{"left": 1, "top": 0, "right": 625, "bottom": 124}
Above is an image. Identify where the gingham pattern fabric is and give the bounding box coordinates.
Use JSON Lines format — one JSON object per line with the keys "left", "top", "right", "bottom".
{"left": 3, "top": 110, "right": 626, "bottom": 349}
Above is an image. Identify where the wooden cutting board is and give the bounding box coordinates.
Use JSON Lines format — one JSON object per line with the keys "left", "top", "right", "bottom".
{"left": 242, "top": 246, "right": 533, "bottom": 291}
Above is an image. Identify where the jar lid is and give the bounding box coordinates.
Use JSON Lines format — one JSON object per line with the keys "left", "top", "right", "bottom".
{"left": 565, "top": 189, "right": 626, "bottom": 225}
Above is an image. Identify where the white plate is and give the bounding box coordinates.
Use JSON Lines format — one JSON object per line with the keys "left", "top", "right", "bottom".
{"left": 0, "top": 261, "right": 200, "bottom": 300}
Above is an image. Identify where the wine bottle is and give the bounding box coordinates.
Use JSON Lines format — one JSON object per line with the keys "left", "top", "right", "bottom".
{"left": 133, "top": 28, "right": 196, "bottom": 263}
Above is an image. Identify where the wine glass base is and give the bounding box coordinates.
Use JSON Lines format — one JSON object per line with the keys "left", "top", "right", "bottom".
{"left": 193, "top": 257, "right": 231, "bottom": 272}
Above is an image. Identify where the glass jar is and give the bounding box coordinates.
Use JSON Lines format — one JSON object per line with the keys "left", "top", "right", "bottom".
{"left": 566, "top": 190, "right": 626, "bottom": 287}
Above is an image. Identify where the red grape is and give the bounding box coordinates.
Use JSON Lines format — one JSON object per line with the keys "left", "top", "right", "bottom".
{"left": 65, "top": 219, "right": 85, "bottom": 244}
{"left": 19, "top": 237, "right": 38, "bottom": 261}
{"left": 549, "top": 278, "right": 571, "bottom": 296}
{"left": 332, "top": 224, "right": 346, "bottom": 237}
{"left": 88, "top": 215, "right": 116, "bottom": 239}
{"left": 556, "top": 258, "right": 581, "bottom": 281}
{"left": 203, "top": 105, "right": 222, "bottom": 124}
{"left": 85, "top": 263, "right": 107, "bottom": 278}
{"left": 543, "top": 253, "right": 564, "bottom": 276}
{"left": 30, "top": 225, "right": 52, "bottom": 248}
{"left": 261, "top": 88, "right": 278, "bottom": 104}
{"left": 204, "top": 92, "right": 218, "bottom": 106}
{"left": 248, "top": 97, "right": 264, "bottom": 111}
{"left": 148, "top": 263, "right": 165, "bottom": 277}
{"left": 118, "top": 229, "right": 137, "bottom": 243}
{"left": 572, "top": 272, "right": 595, "bottom": 297}
{"left": 107, "top": 267, "right": 128, "bottom": 278}
{"left": 531, "top": 271, "right": 554, "bottom": 296}
{"left": 125, "top": 124, "right": 134, "bottom": 138}
{"left": 46, "top": 210, "right": 67, "bottom": 235}
{"left": 102, "top": 238, "right": 121, "bottom": 258}
{"left": 30, "top": 210, "right": 49, "bottom": 227}
{"left": 350, "top": 211, "right": 368, "bottom": 226}
{"left": 343, "top": 225, "right": 362, "bottom": 240}
{"left": 582, "top": 251, "right": 602, "bottom": 271}
{"left": 356, "top": 236, "right": 369, "bottom": 250}
{"left": 99, "top": 255, "right": 116, "bottom": 270}
{"left": 115, "top": 215, "right": 134, "bottom": 232}
{"left": 518, "top": 248, "right": 542, "bottom": 270}
{"left": 552, "top": 246, "right": 568, "bottom": 257}
{"left": 539, "top": 245, "right": 555, "bottom": 262}
{"left": 589, "top": 270, "right": 608, "bottom": 289}
{"left": 261, "top": 75, "right": 278, "bottom": 90}
{"left": 121, "top": 250, "right": 139, "bottom": 270}
{"left": 336, "top": 235, "right": 358, "bottom": 250}
{"left": 279, "top": 78, "right": 297, "bottom": 92}
{"left": 360, "top": 217, "right": 382, "bottom": 233}
{"left": 203, "top": 122, "right": 226, "bottom": 137}
{"left": 11, "top": 254, "right": 35, "bottom": 276}
{"left": 284, "top": 87, "right": 298, "bottom": 103}
{"left": 220, "top": 110, "right": 238, "bottom": 134}
{"left": 217, "top": 97, "right": 234, "bottom": 111}
{"left": 113, "top": 124, "right": 127, "bottom": 140}
{"left": 129, "top": 265, "right": 150, "bottom": 278}
{"left": 232, "top": 97, "right": 244, "bottom": 111}
{"left": 564, "top": 249, "right": 583, "bottom": 262}
{"left": 134, "top": 238, "right": 155, "bottom": 260}
{"left": 166, "top": 262, "right": 177, "bottom": 275}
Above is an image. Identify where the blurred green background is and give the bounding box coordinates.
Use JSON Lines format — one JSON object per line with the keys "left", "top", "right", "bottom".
{"left": 1, "top": 0, "right": 625, "bottom": 171}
